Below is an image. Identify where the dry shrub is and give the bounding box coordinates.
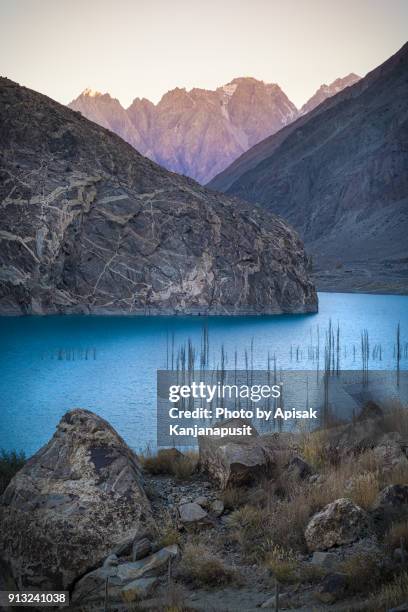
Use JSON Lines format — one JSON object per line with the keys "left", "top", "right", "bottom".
{"left": 381, "top": 401, "right": 408, "bottom": 436}
{"left": 157, "top": 511, "right": 181, "bottom": 548}
{"left": 265, "top": 545, "right": 298, "bottom": 584}
{"left": 178, "top": 543, "right": 238, "bottom": 588}
{"left": 353, "top": 570, "right": 408, "bottom": 611}
{"left": 338, "top": 552, "right": 384, "bottom": 594}
{"left": 172, "top": 453, "right": 198, "bottom": 480}
{"left": 385, "top": 520, "right": 408, "bottom": 551}
{"left": 140, "top": 449, "right": 198, "bottom": 480}
{"left": 0, "top": 449, "right": 25, "bottom": 494}
{"left": 297, "top": 562, "right": 326, "bottom": 584}
{"left": 221, "top": 486, "right": 249, "bottom": 510}
{"left": 161, "top": 582, "right": 191, "bottom": 612}
{"left": 345, "top": 471, "right": 380, "bottom": 509}
{"left": 298, "top": 430, "right": 330, "bottom": 470}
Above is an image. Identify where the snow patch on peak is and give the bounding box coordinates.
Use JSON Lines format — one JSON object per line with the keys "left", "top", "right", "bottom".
{"left": 82, "top": 88, "right": 102, "bottom": 98}
{"left": 221, "top": 83, "right": 238, "bottom": 97}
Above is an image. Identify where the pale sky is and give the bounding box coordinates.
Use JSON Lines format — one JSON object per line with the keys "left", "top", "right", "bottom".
{"left": 0, "top": 0, "right": 407, "bottom": 109}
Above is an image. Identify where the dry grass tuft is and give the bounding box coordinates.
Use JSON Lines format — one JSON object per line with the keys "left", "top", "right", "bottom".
{"left": 157, "top": 511, "right": 181, "bottom": 548}
{"left": 298, "top": 429, "right": 331, "bottom": 470}
{"left": 384, "top": 520, "right": 408, "bottom": 552}
{"left": 140, "top": 448, "right": 198, "bottom": 480}
{"left": 338, "top": 552, "right": 384, "bottom": 594}
{"left": 350, "top": 570, "right": 408, "bottom": 611}
{"left": 177, "top": 543, "right": 238, "bottom": 588}
{"left": 264, "top": 545, "right": 298, "bottom": 584}
{"left": 381, "top": 401, "right": 408, "bottom": 436}
{"left": 220, "top": 486, "right": 249, "bottom": 510}
{"left": 345, "top": 471, "right": 381, "bottom": 509}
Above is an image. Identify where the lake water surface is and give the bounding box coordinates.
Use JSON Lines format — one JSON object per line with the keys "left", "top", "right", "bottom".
{"left": 0, "top": 293, "right": 407, "bottom": 456}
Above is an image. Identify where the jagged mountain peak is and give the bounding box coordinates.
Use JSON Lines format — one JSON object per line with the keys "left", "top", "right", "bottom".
{"left": 67, "top": 70, "right": 357, "bottom": 183}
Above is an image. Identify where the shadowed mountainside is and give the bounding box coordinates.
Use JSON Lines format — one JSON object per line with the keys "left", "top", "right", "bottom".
{"left": 208, "top": 43, "right": 408, "bottom": 294}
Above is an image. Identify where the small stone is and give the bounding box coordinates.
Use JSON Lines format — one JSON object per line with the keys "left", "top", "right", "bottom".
{"left": 286, "top": 456, "right": 312, "bottom": 480}
{"left": 311, "top": 551, "right": 338, "bottom": 569}
{"left": 194, "top": 496, "right": 209, "bottom": 508}
{"left": 179, "top": 496, "right": 190, "bottom": 505}
{"left": 179, "top": 502, "right": 209, "bottom": 527}
{"left": 211, "top": 499, "right": 224, "bottom": 517}
{"left": 314, "top": 572, "right": 348, "bottom": 604}
{"left": 388, "top": 604, "right": 408, "bottom": 612}
{"left": 132, "top": 537, "right": 152, "bottom": 561}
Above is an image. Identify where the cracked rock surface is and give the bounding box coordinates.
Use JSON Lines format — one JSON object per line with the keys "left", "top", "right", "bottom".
{"left": 0, "top": 78, "right": 317, "bottom": 315}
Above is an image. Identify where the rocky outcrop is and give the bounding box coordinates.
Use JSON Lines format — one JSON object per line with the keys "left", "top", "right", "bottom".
{"left": 0, "top": 409, "right": 153, "bottom": 590}
{"left": 69, "top": 78, "right": 297, "bottom": 184}
{"left": 0, "top": 77, "right": 317, "bottom": 315}
{"left": 209, "top": 43, "right": 408, "bottom": 293}
{"left": 305, "top": 498, "right": 372, "bottom": 551}
{"left": 198, "top": 419, "right": 273, "bottom": 488}
{"left": 372, "top": 485, "right": 408, "bottom": 526}
{"left": 71, "top": 545, "right": 179, "bottom": 606}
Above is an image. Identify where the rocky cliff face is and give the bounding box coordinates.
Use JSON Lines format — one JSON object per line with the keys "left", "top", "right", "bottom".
{"left": 0, "top": 78, "right": 317, "bottom": 315}
{"left": 300, "top": 73, "right": 361, "bottom": 115}
{"left": 209, "top": 43, "right": 408, "bottom": 292}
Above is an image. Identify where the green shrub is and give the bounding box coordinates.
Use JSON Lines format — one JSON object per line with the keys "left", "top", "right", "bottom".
{"left": 0, "top": 449, "right": 25, "bottom": 494}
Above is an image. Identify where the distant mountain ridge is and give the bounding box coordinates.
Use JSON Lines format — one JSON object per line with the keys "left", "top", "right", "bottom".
{"left": 300, "top": 73, "right": 361, "bottom": 115}
{"left": 68, "top": 75, "right": 357, "bottom": 183}
{"left": 208, "top": 43, "right": 408, "bottom": 294}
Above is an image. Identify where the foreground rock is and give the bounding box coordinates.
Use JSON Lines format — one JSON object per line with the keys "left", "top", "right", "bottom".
{"left": 198, "top": 419, "right": 273, "bottom": 489}
{"left": 72, "top": 545, "right": 179, "bottom": 605}
{"left": 305, "top": 498, "right": 372, "bottom": 551}
{"left": 0, "top": 77, "right": 317, "bottom": 316}
{"left": 372, "top": 485, "right": 408, "bottom": 527}
{"left": 0, "top": 409, "right": 153, "bottom": 589}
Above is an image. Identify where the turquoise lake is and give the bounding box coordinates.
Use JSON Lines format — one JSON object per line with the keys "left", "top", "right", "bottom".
{"left": 0, "top": 292, "right": 407, "bottom": 456}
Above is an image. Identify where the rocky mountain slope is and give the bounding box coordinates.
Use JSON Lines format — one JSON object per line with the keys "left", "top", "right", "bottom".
{"left": 209, "top": 43, "right": 408, "bottom": 294}
{"left": 299, "top": 73, "right": 360, "bottom": 115}
{"left": 0, "top": 78, "right": 317, "bottom": 315}
{"left": 69, "top": 78, "right": 297, "bottom": 184}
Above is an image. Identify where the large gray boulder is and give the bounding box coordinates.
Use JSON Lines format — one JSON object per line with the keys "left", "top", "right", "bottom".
{"left": 198, "top": 418, "right": 273, "bottom": 489}
{"left": 305, "top": 498, "right": 372, "bottom": 551}
{"left": 0, "top": 409, "right": 154, "bottom": 589}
